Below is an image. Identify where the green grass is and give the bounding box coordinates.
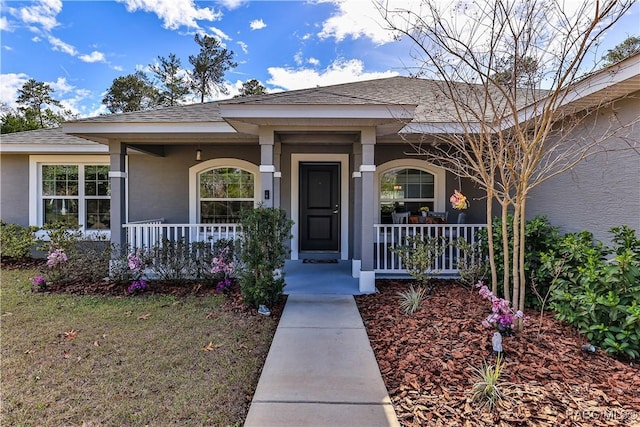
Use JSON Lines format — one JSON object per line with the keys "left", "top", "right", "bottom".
{"left": 1, "top": 268, "right": 278, "bottom": 426}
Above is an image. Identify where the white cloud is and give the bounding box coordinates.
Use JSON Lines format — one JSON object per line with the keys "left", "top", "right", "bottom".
{"left": 237, "top": 41, "right": 249, "bottom": 54}
{"left": 47, "top": 35, "right": 77, "bottom": 56}
{"left": 116, "top": 0, "right": 222, "bottom": 30}
{"left": 218, "top": 0, "right": 246, "bottom": 10}
{"left": 0, "top": 73, "right": 30, "bottom": 109}
{"left": 78, "top": 51, "right": 106, "bottom": 63}
{"left": 17, "top": 0, "right": 62, "bottom": 32}
{"left": 308, "top": 57, "right": 320, "bottom": 66}
{"left": 49, "top": 77, "right": 74, "bottom": 94}
{"left": 294, "top": 51, "right": 304, "bottom": 66}
{"left": 267, "top": 58, "right": 398, "bottom": 91}
{"left": 208, "top": 26, "right": 231, "bottom": 41}
{"left": 250, "top": 19, "right": 266, "bottom": 30}
{"left": 0, "top": 16, "right": 11, "bottom": 31}
{"left": 317, "top": 0, "right": 401, "bottom": 45}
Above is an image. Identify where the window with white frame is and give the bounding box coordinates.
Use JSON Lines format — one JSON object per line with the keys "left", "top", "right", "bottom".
{"left": 40, "top": 163, "right": 110, "bottom": 230}
{"left": 199, "top": 167, "right": 255, "bottom": 223}
{"left": 380, "top": 168, "right": 435, "bottom": 223}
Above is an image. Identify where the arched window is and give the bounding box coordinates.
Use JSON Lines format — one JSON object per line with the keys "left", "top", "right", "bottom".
{"left": 380, "top": 168, "right": 435, "bottom": 222}
{"left": 376, "top": 160, "right": 445, "bottom": 224}
{"left": 198, "top": 167, "right": 255, "bottom": 223}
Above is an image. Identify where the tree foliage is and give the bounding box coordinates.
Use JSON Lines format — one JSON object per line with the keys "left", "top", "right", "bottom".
{"left": 149, "top": 53, "right": 190, "bottom": 107}
{"left": 379, "top": 0, "right": 636, "bottom": 324}
{"left": 16, "top": 79, "right": 63, "bottom": 128}
{"left": 189, "top": 34, "right": 236, "bottom": 103}
{"left": 102, "top": 71, "right": 160, "bottom": 113}
{"left": 602, "top": 35, "right": 640, "bottom": 66}
{"left": 1, "top": 79, "right": 73, "bottom": 133}
{"left": 234, "top": 79, "right": 268, "bottom": 98}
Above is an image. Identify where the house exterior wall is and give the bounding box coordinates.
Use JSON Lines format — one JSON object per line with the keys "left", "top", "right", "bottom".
{"left": 127, "top": 144, "right": 260, "bottom": 223}
{"left": 527, "top": 93, "right": 640, "bottom": 244}
{"left": 0, "top": 154, "right": 29, "bottom": 226}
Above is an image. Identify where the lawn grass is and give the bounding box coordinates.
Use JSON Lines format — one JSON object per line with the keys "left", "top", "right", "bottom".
{"left": 1, "top": 268, "right": 278, "bottom": 426}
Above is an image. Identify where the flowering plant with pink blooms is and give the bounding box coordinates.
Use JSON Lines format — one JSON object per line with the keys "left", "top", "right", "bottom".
{"left": 211, "top": 246, "right": 235, "bottom": 293}
{"left": 477, "top": 281, "right": 524, "bottom": 334}
{"left": 450, "top": 189, "right": 469, "bottom": 210}
{"left": 46, "top": 249, "right": 68, "bottom": 267}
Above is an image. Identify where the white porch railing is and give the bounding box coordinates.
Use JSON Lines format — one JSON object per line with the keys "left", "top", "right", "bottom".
{"left": 374, "top": 223, "right": 487, "bottom": 274}
{"left": 123, "top": 222, "right": 241, "bottom": 251}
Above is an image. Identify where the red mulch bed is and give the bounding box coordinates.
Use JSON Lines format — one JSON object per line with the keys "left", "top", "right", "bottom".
{"left": 356, "top": 279, "right": 640, "bottom": 427}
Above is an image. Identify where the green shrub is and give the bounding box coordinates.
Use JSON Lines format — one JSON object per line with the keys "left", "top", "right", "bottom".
{"left": 478, "top": 215, "right": 561, "bottom": 309}
{"left": 0, "top": 221, "right": 39, "bottom": 259}
{"left": 547, "top": 226, "right": 640, "bottom": 360}
{"left": 454, "top": 236, "right": 487, "bottom": 288}
{"left": 237, "top": 206, "right": 293, "bottom": 307}
{"left": 39, "top": 221, "right": 83, "bottom": 252}
{"left": 150, "top": 238, "right": 195, "bottom": 283}
{"left": 390, "top": 235, "right": 446, "bottom": 293}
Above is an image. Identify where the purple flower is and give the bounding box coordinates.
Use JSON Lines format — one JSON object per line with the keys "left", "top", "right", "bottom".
{"left": 215, "top": 277, "right": 233, "bottom": 293}
{"left": 31, "top": 275, "right": 47, "bottom": 290}
{"left": 127, "top": 279, "right": 148, "bottom": 294}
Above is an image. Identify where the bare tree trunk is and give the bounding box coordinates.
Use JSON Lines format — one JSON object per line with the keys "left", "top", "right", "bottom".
{"left": 501, "top": 201, "right": 510, "bottom": 301}
{"left": 486, "top": 191, "right": 498, "bottom": 294}
{"left": 518, "top": 197, "right": 528, "bottom": 313}
{"left": 511, "top": 192, "right": 521, "bottom": 313}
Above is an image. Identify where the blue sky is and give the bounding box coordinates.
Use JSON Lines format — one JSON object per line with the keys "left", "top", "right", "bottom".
{"left": 1, "top": 0, "right": 638, "bottom": 119}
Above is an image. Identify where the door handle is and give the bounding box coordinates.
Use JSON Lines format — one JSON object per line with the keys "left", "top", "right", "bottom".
{"left": 332, "top": 205, "right": 339, "bottom": 214}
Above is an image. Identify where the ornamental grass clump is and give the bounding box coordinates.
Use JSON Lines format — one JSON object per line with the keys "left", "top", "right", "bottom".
{"left": 470, "top": 355, "right": 513, "bottom": 412}
{"left": 397, "top": 285, "right": 428, "bottom": 315}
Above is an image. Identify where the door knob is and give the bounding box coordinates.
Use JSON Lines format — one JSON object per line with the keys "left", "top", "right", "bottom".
{"left": 332, "top": 205, "right": 339, "bottom": 214}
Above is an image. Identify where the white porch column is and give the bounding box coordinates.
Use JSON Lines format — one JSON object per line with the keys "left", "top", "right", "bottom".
{"left": 352, "top": 142, "right": 362, "bottom": 278}
{"left": 273, "top": 141, "right": 282, "bottom": 208}
{"left": 259, "top": 127, "right": 275, "bottom": 208}
{"left": 359, "top": 128, "right": 376, "bottom": 293}
{"left": 108, "top": 140, "right": 127, "bottom": 254}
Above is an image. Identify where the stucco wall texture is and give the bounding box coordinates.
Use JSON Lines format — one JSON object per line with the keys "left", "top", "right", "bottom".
{"left": 527, "top": 93, "right": 640, "bottom": 244}
{"left": 0, "top": 154, "right": 29, "bottom": 226}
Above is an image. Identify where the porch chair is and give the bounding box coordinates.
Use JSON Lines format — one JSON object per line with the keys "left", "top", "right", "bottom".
{"left": 391, "top": 211, "right": 410, "bottom": 224}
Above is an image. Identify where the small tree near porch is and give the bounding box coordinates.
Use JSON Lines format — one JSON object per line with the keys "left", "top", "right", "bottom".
{"left": 379, "top": 0, "right": 638, "bottom": 325}
{"left": 237, "top": 206, "right": 293, "bottom": 308}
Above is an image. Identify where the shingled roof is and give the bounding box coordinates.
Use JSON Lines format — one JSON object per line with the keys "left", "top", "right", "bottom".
{"left": 0, "top": 126, "right": 99, "bottom": 146}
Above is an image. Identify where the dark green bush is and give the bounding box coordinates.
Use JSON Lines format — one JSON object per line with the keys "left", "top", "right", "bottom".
{"left": 0, "top": 221, "right": 39, "bottom": 259}
{"left": 478, "top": 215, "right": 561, "bottom": 309}
{"left": 237, "top": 206, "right": 293, "bottom": 307}
{"left": 547, "top": 226, "right": 640, "bottom": 360}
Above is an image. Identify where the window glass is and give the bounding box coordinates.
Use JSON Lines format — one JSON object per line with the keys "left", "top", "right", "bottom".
{"left": 199, "top": 168, "right": 255, "bottom": 223}
{"left": 40, "top": 164, "right": 110, "bottom": 230}
{"left": 380, "top": 168, "right": 436, "bottom": 223}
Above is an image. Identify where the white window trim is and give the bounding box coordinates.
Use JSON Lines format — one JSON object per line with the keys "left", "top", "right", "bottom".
{"left": 291, "top": 153, "right": 350, "bottom": 261}
{"left": 188, "top": 158, "right": 261, "bottom": 224}
{"left": 29, "top": 155, "right": 111, "bottom": 237}
{"left": 375, "top": 159, "right": 446, "bottom": 224}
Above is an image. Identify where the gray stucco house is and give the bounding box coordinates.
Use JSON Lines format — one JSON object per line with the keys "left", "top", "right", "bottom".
{"left": 1, "top": 54, "right": 638, "bottom": 292}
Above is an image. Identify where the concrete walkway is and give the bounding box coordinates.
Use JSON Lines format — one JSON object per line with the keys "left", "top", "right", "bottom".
{"left": 244, "top": 294, "right": 400, "bottom": 427}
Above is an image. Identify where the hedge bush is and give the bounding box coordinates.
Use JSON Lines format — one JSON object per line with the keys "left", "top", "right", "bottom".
{"left": 237, "top": 206, "right": 293, "bottom": 307}
{"left": 546, "top": 226, "right": 640, "bottom": 360}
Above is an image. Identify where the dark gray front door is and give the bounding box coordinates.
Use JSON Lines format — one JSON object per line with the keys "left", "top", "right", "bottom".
{"left": 299, "top": 162, "right": 340, "bottom": 252}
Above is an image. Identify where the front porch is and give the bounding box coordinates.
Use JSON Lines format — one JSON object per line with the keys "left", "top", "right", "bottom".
{"left": 123, "top": 221, "right": 487, "bottom": 291}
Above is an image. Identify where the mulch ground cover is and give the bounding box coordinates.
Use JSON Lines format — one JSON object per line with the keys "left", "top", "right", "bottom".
{"left": 356, "top": 279, "right": 640, "bottom": 427}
